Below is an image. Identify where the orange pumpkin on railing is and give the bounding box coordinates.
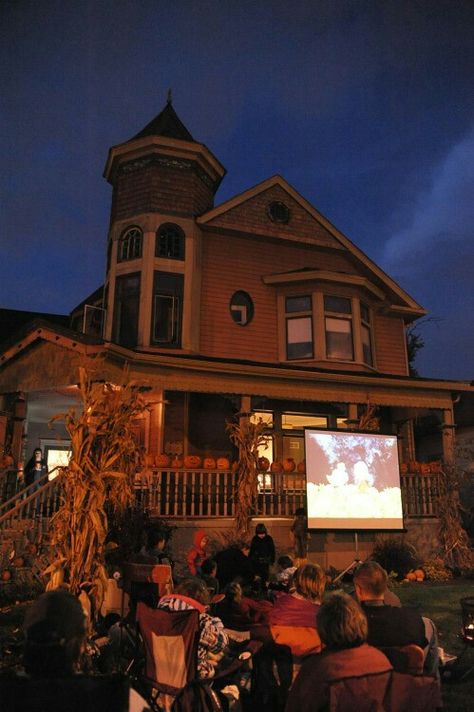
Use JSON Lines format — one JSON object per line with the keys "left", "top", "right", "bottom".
{"left": 297, "top": 460, "right": 306, "bottom": 473}
{"left": 216, "top": 457, "right": 230, "bottom": 470}
{"left": 203, "top": 457, "right": 216, "bottom": 469}
{"left": 144, "top": 454, "right": 155, "bottom": 467}
{"left": 171, "top": 456, "right": 183, "bottom": 469}
{"left": 271, "top": 461, "right": 282, "bottom": 473}
{"left": 184, "top": 455, "right": 202, "bottom": 469}
{"left": 155, "top": 453, "right": 170, "bottom": 468}
{"left": 258, "top": 456, "right": 270, "bottom": 472}
{"left": 283, "top": 458, "right": 296, "bottom": 473}
{"left": 420, "top": 462, "right": 431, "bottom": 475}
{"left": 429, "top": 461, "right": 442, "bottom": 474}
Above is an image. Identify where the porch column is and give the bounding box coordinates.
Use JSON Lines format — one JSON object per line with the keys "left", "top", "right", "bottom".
{"left": 148, "top": 390, "right": 165, "bottom": 455}
{"left": 11, "top": 392, "right": 26, "bottom": 466}
{"left": 441, "top": 406, "right": 456, "bottom": 465}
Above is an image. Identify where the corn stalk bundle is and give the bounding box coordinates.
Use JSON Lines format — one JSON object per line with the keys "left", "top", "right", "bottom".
{"left": 226, "top": 415, "right": 269, "bottom": 535}
{"left": 357, "top": 402, "right": 380, "bottom": 432}
{"left": 45, "top": 366, "right": 149, "bottom": 614}
{"left": 436, "top": 461, "right": 474, "bottom": 572}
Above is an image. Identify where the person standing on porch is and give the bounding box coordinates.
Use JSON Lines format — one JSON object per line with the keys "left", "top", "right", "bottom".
{"left": 24, "top": 448, "right": 48, "bottom": 489}
{"left": 290, "top": 508, "right": 310, "bottom": 563}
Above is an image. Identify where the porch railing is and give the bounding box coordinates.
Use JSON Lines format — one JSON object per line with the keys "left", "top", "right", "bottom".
{"left": 0, "top": 467, "right": 440, "bottom": 531}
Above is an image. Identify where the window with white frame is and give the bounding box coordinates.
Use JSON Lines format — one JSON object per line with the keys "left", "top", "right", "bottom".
{"left": 324, "top": 295, "right": 354, "bottom": 361}
{"left": 360, "top": 302, "right": 373, "bottom": 366}
{"left": 117, "top": 226, "right": 142, "bottom": 262}
{"left": 155, "top": 223, "right": 185, "bottom": 260}
{"left": 285, "top": 295, "right": 313, "bottom": 360}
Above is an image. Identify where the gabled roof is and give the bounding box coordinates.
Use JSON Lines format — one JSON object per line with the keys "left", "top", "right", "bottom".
{"left": 129, "top": 101, "right": 195, "bottom": 143}
{"left": 0, "top": 308, "right": 69, "bottom": 349}
{"left": 198, "top": 175, "right": 426, "bottom": 317}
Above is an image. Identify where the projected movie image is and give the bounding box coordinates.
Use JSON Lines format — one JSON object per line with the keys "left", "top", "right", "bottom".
{"left": 304, "top": 430, "right": 404, "bottom": 530}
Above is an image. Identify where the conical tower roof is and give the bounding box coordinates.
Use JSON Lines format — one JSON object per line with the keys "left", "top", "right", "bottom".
{"left": 129, "top": 99, "right": 195, "bottom": 143}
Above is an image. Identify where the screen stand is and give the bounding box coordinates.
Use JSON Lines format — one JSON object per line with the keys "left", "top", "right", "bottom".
{"left": 333, "top": 532, "right": 363, "bottom": 584}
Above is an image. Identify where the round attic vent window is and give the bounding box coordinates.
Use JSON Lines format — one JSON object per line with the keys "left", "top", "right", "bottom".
{"left": 230, "top": 291, "right": 254, "bottom": 326}
{"left": 267, "top": 201, "right": 290, "bottom": 224}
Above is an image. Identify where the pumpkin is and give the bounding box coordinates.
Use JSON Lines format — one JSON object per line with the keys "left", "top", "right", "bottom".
{"left": 429, "top": 461, "right": 442, "bottom": 474}
{"left": 203, "top": 457, "right": 216, "bottom": 469}
{"left": 258, "top": 456, "right": 270, "bottom": 472}
{"left": 297, "top": 460, "right": 306, "bottom": 473}
{"left": 271, "top": 461, "right": 283, "bottom": 473}
{"left": 283, "top": 458, "right": 296, "bottom": 473}
{"left": 406, "top": 572, "right": 417, "bottom": 582}
{"left": 13, "top": 557, "right": 24, "bottom": 568}
{"left": 171, "top": 456, "right": 183, "bottom": 469}
{"left": 155, "top": 453, "right": 171, "bottom": 468}
{"left": 1, "top": 570, "right": 11, "bottom": 582}
{"left": 216, "top": 457, "right": 230, "bottom": 470}
{"left": 420, "top": 463, "right": 431, "bottom": 475}
{"left": 414, "top": 568, "right": 425, "bottom": 581}
{"left": 184, "top": 455, "right": 202, "bottom": 469}
{"left": 144, "top": 454, "right": 155, "bottom": 466}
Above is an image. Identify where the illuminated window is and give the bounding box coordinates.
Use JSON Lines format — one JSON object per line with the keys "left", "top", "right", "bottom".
{"left": 250, "top": 411, "right": 274, "bottom": 428}
{"left": 324, "top": 296, "right": 354, "bottom": 360}
{"left": 156, "top": 223, "right": 185, "bottom": 260}
{"left": 117, "top": 227, "right": 142, "bottom": 262}
{"left": 282, "top": 414, "right": 328, "bottom": 430}
{"left": 286, "top": 296, "right": 313, "bottom": 360}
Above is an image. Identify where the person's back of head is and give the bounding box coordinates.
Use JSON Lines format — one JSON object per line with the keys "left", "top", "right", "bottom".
{"left": 353, "top": 560, "right": 388, "bottom": 599}
{"left": 23, "top": 590, "right": 86, "bottom": 677}
{"left": 294, "top": 563, "right": 326, "bottom": 602}
{"left": 175, "top": 577, "right": 210, "bottom": 606}
{"left": 146, "top": 526, "right": 166, "bottom": 550}
{"left": 278, "top": 555, "right": 293, "bottom": 570}
{"left": 317, "top": 592, "right": 368, "bottom": 650}
{"left": 201, "top": 557, "right": 217, "bottom": 577}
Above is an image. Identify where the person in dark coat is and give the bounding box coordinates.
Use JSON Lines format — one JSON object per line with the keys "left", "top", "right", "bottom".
{"left": 249, "top": 523, "right": 275, "bottom": 583}
{"left": 24, "top": 448, "right": 48, "bottom": 488}
{"left": 215, "top": 541, "right": 254, "bottom": 589}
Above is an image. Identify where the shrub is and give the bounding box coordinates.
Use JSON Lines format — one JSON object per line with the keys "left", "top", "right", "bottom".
{"left": 371, "top": 537, "right": 420, "bottom": 579}
{"left": 422, "top": 558, "right": 452, "bottom": 582}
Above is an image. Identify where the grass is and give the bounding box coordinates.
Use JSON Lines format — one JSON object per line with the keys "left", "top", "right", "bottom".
{"left": 395, "top": 578, "right": 474, "bottom": 711}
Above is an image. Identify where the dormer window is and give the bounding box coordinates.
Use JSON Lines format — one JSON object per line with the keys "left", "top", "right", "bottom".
{"left": 156, "top": 223, "right": 185, "bottom": 260}
{"left": 117, "top": 226, "right": 142, "bottom": 262}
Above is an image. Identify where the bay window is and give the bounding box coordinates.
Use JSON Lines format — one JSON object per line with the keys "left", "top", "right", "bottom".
{"left": 285, "top": 296, "right": 313, "bottom": 360}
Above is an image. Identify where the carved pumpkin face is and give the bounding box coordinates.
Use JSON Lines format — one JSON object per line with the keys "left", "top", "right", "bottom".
{"left": 216, "top": 457, "right": 230, "bottom": 470}
{"left": 203, "top": 457, "right": 216, "bottom": 469}
{"left": 258, "top": 456, "right": 270, "bottom": 472}
{"left": 184, "top": 455, "right": 202, "bottom": 469}
{"left": 283, "top": 458, "right": 296, "bottom": 472}
{"left": 171, "top": 456, "right": 183, "bottom": 469}
{"left": 155, "top": 454, "right": 171, "bottom": 468}
{"left": 271, "top": 461, "right": 282, "bottom": 472}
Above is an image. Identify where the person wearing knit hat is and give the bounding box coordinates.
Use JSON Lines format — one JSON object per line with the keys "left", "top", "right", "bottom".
{"left": 249, "top": 522, "right": 275, "bottom": 583}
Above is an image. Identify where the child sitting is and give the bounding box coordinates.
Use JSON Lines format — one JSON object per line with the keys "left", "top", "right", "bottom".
{"left": 274, "top": 555, "right": 297, "bottom": 591}
{"left": 200, "top": 557, "right": 220, "bottom": 597}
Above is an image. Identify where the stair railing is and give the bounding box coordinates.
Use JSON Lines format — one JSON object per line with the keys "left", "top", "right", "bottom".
{"left": 0, "top": 467, "right": 65, "bottom": 532}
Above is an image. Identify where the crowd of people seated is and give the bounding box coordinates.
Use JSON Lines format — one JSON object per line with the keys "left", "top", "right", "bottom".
{"left": 1, "top": 523, "right": 444, "bottom": 712}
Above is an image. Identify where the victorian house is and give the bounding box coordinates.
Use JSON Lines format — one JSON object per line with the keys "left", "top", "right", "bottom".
{"left": 1, "top": 101, "right": 472, "bottom": 563}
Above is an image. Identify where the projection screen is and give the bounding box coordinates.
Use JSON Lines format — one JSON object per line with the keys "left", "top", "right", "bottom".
{"left": 304, "top": 429, "right": 404, "bottom": 530}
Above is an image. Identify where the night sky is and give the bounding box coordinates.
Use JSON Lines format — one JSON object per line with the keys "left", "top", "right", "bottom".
{"left": 2, "top": 1, "right": 473, "bottom": 379}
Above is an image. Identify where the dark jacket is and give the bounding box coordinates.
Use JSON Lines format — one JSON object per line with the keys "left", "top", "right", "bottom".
{"left": 215, "top": 547, "right": 254, "bottom": 588}
{"left": 249, "top": 534, "right": 275, "bottom": 566}
{"left": 361, "top": 602, "right": 428, "bottom": 649}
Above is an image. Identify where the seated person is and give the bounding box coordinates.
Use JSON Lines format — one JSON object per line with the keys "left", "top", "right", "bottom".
{"left": 268, "top": 563, "right": 325, "bottom": 664}
{"left": 215, "top": 540, "right": 255, "bottom": 589}
{"left": 157, "top": 577, "right": 229, "bottom": 679}
{"left": 213, "top": 581, "right": 255, "bottom": 632}
{"left": 137, "top": 527, "right": 171, "bottom": 566}
{"left": 353, "top": 561, "right": 439, "bottom": 676}
{"left": 200, "top": 557, "right": 220, "bottom": 597}
{"left": 286, "top": 592, "right": 392, "bottom": 712}
{"left": 269, "top": 555, "right": 297, "bottom": 592}
{"left": 16, "top": 590, "right": 148, "bottom": 711}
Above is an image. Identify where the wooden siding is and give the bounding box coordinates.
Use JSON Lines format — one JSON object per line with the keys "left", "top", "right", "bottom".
{"left": 199, "top": 230, "right": 356, "bottom": 362}
{"left": 205, "top": 183, "right": 342, "bottom": 248}
{"left": 374, "top": 314, "right": 409, "bottom": 375}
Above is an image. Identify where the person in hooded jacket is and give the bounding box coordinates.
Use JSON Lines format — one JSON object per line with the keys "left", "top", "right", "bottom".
{"left": 249, "top": 523, "right": 275, "bottom": 583}
{"left": 187, "top": 530, "right": 208, "bottom": 576}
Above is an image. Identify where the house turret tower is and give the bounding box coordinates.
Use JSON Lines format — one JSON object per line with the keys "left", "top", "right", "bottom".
{"left": 102, "top": 100, "right": 226, "bottom": 350}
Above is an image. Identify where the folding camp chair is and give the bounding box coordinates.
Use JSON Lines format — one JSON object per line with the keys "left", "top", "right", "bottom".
{"left": 379, "top": 644, "right": 425, "bottom": 675}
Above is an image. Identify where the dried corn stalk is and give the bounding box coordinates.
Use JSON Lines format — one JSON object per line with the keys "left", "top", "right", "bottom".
{"left": 357, "top": 402, "right": 380, "bottom": 432}
{"left": 226, "top": 414, "right": 269, "bottom": 535}
{"left": 46, "top": 365, "right": 149, "bottom": 614}
{"left": 437, "top": 461, "right": 474, "bottom": 571}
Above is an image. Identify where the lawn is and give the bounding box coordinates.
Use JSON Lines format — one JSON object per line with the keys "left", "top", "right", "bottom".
{"left": 395, "top": 579, "right": 474, "bottom": 711}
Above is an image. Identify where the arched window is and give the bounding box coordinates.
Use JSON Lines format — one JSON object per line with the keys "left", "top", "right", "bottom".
{"left": 117, "top": 226, "right": 142, "bottom": 262}
{"left": 155, "top": 223, "right": 185, "bottom": 260}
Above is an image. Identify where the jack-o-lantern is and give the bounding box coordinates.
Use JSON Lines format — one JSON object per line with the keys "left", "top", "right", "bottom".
{"left": 184, "top": 455, "right": 202, "bottom": 469}
{"left": 297, "top": 460, "right": 306, "bottom": 473}
{"left": 271, "top": 461, "right": 282, "bottom": 473}
{"left": 216, "top": 457, "right": 230, "bottom": 470}
{"left": 258, "top": 456, "right": 270, "bottom": 472}
{"left": 171, "top": 456, "right": 183, "bottom": 469}
{"left": 283, "top": 458, "right": 296, "bottom": 473}
{"left": 203, "top": 457, "right": 216, "bottom": 469}
{"left": 155, "top": 453, "right": 171, "bottom": 468}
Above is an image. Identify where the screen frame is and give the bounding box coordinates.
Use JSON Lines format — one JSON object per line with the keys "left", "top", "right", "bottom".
{"left": 304, "top": 426, "right": 405, "bottom": 532}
